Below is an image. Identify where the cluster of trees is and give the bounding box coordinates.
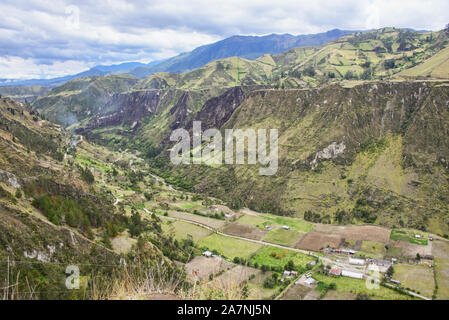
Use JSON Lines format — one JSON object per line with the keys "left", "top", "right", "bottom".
{"left": 78, "top": 165, "right": 95, "bottom": 184}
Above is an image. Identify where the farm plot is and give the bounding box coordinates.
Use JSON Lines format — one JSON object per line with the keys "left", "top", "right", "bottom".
{"left": 167, "top": 210, "right": 227, "bottom": 229}
{"left": 295, "top": 231, "right": 343, "bottom": 251}
{"left": 432, "top": 239, "right": 449, "bottom": 299}
{"left": 249, "top": 247, "right": 315, "bottom": 271}
{"left": 313, "top": 273, "right": 413, "bottom": 300}
{"left": 393, "top": 264, "right": 434, "bottom": 298}
{"left": 162, "top": 219, "right": 212, "bottom": 242}
{"left": 359, "top": 241, "right": 386, "bottom": 259}
{"left": 314, "top": 224, "right": 391, "bottom": 243}
{"left": 221, "top": 222, "right": 267, "bottom": 241}
{"left": 185, "top": 256, "right": 234, "bottom": 282}
{"left": 198, "top": 234, "right": 263, "bottom": 260}
{"left": 390, "top": 229, "right": 428, "bottom": 245}
{"left": 208, "top": 265, "right": 260, "bottom": 288}
{"left": 247, "top": 271, "right": 278, "bottom": 300}
{"left": 236, "top": 213, "right": 314, "bottom": 233}
{"left": 387, "top": 240, "right": 432, "bottom": 259}
{"left": 281, "top": 284, "right": 313, "bottom": 300}
{"left": 263, "top": 228, "right": 305, "bottom": 246}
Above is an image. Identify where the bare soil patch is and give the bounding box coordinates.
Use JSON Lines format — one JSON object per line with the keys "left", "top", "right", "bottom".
{"left": 314, "top": 224, "right": 391, "bottom": 243}
{"left": 388, "top": 239, "right": 432, "bottom": 258}
{"left": 222, "top": 222, "right": 267, "bottom": 241}
{"left": 209, "top": 265, "right": 260, "bottom": 288}
{"left": 281, "top": 284, "right": 312, "bottom": 300}
{"left": 295, "top": 230, "right": 343, "bottom": 251}
{"left": 322, "top": 291, "right": 356, "bottom": 300}
{"left": 185, "top": 256, "right": 234, "bottom": 282}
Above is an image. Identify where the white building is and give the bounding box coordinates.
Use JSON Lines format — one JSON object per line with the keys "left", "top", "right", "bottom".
{"left": 349, "top": 257, "right": 365, "bottom": 265}
{"left": 203, "top": 251, "right": 213, "bottom": 257}
{"left": 282, "top": 225, "right": 290, "bottom": 230}
{"left": 342, "top": 270, "right": 364, "bottom": 279}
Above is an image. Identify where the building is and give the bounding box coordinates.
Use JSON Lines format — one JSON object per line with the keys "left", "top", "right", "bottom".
{"left": 349, "top": 257, "right": 365, "bottom": 265}
{"left": 341, "top": 270, "right": 364, "bottom": 279}
{"left": 304, "top": 277, "right": 317, "bottom": 286}
{"left": 329, "top": 268, "right": 341, "bottom": 276}
{"left": 367, "top": 258, "right": 392, "bottom": 267}
{"left": 265, "top": 225, "right": 272, "bottom": 231}
{"left": 307, "top": 260, "right": 317, "bottom": 267}
{"left": 203, "top": 251, "right": 213, "bottom": 257}
{"left": 282, "top": 225, "right": 290, "bottom": 230}
{"left": 390, "top": 279, "right": 401, "bottom": 285}
{"left": 341, "top": 249, "right": 356, "bottom": 255}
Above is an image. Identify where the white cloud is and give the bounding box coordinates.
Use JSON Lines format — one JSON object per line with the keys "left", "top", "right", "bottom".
{"left": 0, "top": 0, "right": 448, "bottom": 79}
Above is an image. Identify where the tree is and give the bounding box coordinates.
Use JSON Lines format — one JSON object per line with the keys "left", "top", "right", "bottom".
{"left": 356, "top": 292, "right": 371, "bottom": 300}
{"left": 15, "top": 189, "right": 22, "bottom": 199}
{"left": 285, "top": 260, "right": 295, "bottom": 271}
{"left": 386, "top": 266, "right": 394, "bottom": 278}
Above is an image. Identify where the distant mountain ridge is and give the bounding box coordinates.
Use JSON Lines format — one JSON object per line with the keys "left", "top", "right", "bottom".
{"left": 0, "top": 29, "right": 356, "bottom": 87}
{"left": 126, "top": 29, "right": 357, "bottom": 78}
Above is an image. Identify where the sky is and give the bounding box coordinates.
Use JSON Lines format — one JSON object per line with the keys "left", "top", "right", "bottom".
{"left": 0, "top": 0, "right": 448, "bottom": 80}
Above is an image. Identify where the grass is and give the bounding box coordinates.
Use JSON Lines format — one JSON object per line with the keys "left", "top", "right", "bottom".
{"left": 236, "top": 213, "right": 314, "bottom": 234}
{"left": 249, "top": 247, "right": 314, "bottom": 270}
{"left": 263, "top": 214, "right": 314, "bottom": 233}
{"left": 360, "top": 241, "right": 386, "bottom": 259}
{"left": 394, "top": 264, "right": 434, "bottom": 298}
{"left": 235, "top": 215, "right": 270, "bottom": 229}
{"left": 390, "top": 229, "right": 428, "bottom": 246}
{"left": 176, "top": 201, "right": 201, "bottom": 210}
{"left": 263, "top": 228, "right": 304, "bottom": 246}
{"left": 162, "top": 220, "right": 212, "bottom": 242}
{"left": 313, "top": 272, "right": 413, "bottom": 300}
{"left": 197, "top": 234, "right": 263, "bottom": 260}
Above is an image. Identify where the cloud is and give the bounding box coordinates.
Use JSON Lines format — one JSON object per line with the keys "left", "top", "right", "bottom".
{"left": 0, "top": 0, "right": 448, "bottom": 79}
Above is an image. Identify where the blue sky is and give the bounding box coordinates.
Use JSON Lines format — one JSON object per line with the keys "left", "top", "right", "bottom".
{"left": 0, "top": 0, "right": 448, "bottom": 80}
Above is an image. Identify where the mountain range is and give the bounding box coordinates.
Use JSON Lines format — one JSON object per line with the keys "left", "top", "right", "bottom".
{"left": 0, "top": 29, "right": 356, "bottom": 87}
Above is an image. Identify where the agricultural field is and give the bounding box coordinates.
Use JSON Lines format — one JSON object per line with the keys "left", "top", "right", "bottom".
{"left": 162, "top": 219, "right": 212, "bottom": 242}
{"left": 296, "top": 231, "right": 343, "bottom": 251}
{"left": 247, "top": 272, "right": 279, "bottom": 300}
{"left": 359, "top": 241, "right": 387, "bottom": 259}
{"left": 208, "top": 265, "right": 260, "bottom": 288}
{"left": 281, "top": 284, "right": 314, "bottom": 300}
{"left": 235, "top": 213, "right": 314, "bottom": 233}
{"left": 432, "top": 239, "right": 449, "bottom": 299}
{"left": 166, "top": 210, "right": 227, "bottom": 229}
{"left": 185, "top": 256, "right": 234, "bottom": 282}
{"left": 249, "top": 247, "right": 315, "bottom": 271}
{"left": 263, "top": 228, "right": 304, "bottom": 246}
{"left": 221, "top": 222, "right": 267, "bottom": 241}
{"left": 313, "top": 273, "right": 413, "bottom": 300}
{"left": 197, "top": 234, "right": 263, "bottom": 259}
{"left": 393, "top": 264, "right": 435, "bottom": 298}
{"left": 390, "top": 229, "right": 429, "bottom": 245}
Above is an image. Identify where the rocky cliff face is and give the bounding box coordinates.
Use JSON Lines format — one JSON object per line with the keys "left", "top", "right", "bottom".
{"left": 138, "top": 81, "right": 449, "bottom": 234}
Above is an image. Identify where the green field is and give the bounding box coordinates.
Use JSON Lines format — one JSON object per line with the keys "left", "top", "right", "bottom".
{"left": 313, "top": 273, "right": 413, "bottom": 300}
{"left": 263, "top": 228, "right": 304, "bottom": 246}
{"left": 162, "top": 220, "right": 212, "bottom": 242}
{"left": 197, "top": 234, "right": 263, "bottom": 259}
{"left": 394, "top": 264, "right": 435, "bottom": 298}
{"left": 249, "top": 247, "right": 314, "bottom": 271}
{"left": 390, "top": 229, "right": 428, "bottom": 246}
{"left": 360, "top": 241, "right": 386, "bottom": 259}
{"left": 236, "top": 213, "right": 314, "bottom": 233}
